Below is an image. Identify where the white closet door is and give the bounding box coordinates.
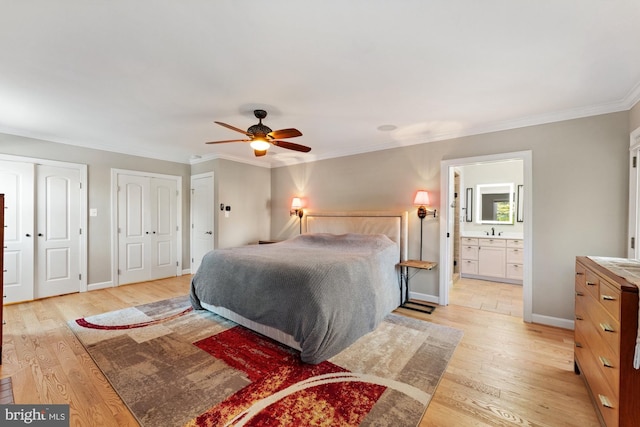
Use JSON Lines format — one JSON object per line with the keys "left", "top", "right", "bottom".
{"left": 190, "top": 173, "right": 214, "bottom": 274}
{"left": 150, "top": 177, "right": 177, "bottom": 279}
{"left": 118, "top": 174, "right": 150, "bottom": 285}
{"left": 35, "top": 164, "right": 81, "bottom": 299}
{"left": 117, "top": 173, "right": 178, "bottom": 285}
{"left": 0, "top": 160, "right": 34, "bottom": 303}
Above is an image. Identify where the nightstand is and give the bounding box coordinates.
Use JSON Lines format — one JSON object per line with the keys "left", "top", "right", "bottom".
{"left": 398, "top": 259, "right": 438, "bottom": 314}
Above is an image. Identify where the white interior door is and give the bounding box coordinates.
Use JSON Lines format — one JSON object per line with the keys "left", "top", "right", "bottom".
{"left": 190, "top": 173, "right": 214, "bottom": 273}
{"left": 150, "top": 177, "right": 177, "bottom": 279}
{"left": 118, "top": 174, "right": 150, "bottom": 285}
{"left": 35, "top": 164, "right": 81, "bottom": 299}
{"left": 0, "top": 160, "right": 34, "bottom": 303}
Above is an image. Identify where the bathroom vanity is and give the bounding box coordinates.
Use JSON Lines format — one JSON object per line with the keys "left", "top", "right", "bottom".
{"left": 460, "top": 236, "right": 523, "bottom": 284}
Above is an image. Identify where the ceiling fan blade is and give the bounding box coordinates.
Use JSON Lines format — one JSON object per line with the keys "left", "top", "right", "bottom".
{"left": 267, "top": 128, "right": 302, "bottom": 139}
{"left": 214, "top": 121, "right": 250, "bottom": 135}
{"left": 254, "top": 149, "right": 267, "bottom": 157}
{"left": 205, "top": 139, "right": 251, "bottom": 144}
{"left": 272, "top": 140, "right": 312, "bottom": 153}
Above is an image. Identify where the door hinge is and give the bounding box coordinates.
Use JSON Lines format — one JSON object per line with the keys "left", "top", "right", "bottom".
{"left": 632, "top": 236, "right": 635, "bottom": 250}
{"left": 79, "top": 273, "right": 82, "bottom": 280}
{"left": 118, "top": 227, "right": 121, "bottom": 233}
{"left": 176, "top": 225, "right": 179, "bottom": 231}
{"left": 176, "top": 261, "right": 179, "bottom": 266}
{"left": 117, "top": 269, "right": 121, "bottom": 275}
{"left": 446, "top": 232, "right": 450, "bottom": 238}
{"left": 79, "top": 228, "right": 82, "bottom": 235}
{"left": 634, "top": 156, "right": 637, "bottom": 168}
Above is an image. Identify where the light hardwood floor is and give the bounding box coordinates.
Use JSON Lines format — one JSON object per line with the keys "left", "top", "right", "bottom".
{"left": 449, "top": 277, "right": 524, "bottom": 318}
{"left": 0, "top": 276, "right": 600, "bottom": 426}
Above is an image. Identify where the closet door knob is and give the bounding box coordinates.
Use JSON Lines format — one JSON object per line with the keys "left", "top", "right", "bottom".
{"left": 38, "top": 233, "right": 43, "bottom": 237}
{"left": 25, "top": 233, "right": 31, "bottom": 237}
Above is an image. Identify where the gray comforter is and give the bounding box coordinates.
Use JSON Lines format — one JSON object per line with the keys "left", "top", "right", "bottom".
{"left": 190, "top": 233, "right": 400, "bottom": 364}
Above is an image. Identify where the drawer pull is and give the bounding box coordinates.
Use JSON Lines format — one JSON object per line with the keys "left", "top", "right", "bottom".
{"left": 575, "top": 342, "right": 583, "bottom": 348}
{"left": 576, "top": 272, "right": 584, "bottom": 276}
{"left": 598, "top": 394, "right": 614, "bottom": 409}
{"left": 586, "top": 281, "right": 596, "bottom": 286}
{"left": 600, "top": 323, "right": 615, "bottom": 333}
{"left": 601, "top": 295, "right": 617, "bottom": 301}
{"left": 575, "top": 315, "right": 583, "bottom": 321}
{"left": 599, "top": 356, "right": 613, "bottom": 368}
{"left": 576, "top": 291, "right": 584, "bottom": 297}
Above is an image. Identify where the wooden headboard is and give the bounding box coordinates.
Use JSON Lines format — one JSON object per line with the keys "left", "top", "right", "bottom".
{"left": 303, "top": 211, "right": 408, "bottom": 262}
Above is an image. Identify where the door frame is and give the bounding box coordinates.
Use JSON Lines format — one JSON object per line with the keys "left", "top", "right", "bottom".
{"left": 627, "top": 126, "right": 640, "bottom": 259}
{"left": 0, "top": 153, "right": 88, "bottom": 293}
{"left": 190, "top": 171, "right": 215, "bottom": 274}
{"left": 439, "top": 150, "right": 533, "bottom": 322}
{"left": 111, "top": 168, "right": 182, "bottom": 286}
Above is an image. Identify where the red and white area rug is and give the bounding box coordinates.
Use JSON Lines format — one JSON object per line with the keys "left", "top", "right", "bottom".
{"left": 69, "top": 296, "right": 462, "bottom": 426}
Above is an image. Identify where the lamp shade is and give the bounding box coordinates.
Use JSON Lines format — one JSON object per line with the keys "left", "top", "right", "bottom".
{"left": 413, "top": 190, "right": 430, "bottom": 206}
{"left": 291, "top": 197, "right": 302, "bottom": 210}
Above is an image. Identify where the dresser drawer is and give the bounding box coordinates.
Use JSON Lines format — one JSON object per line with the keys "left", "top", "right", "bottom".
{"left": 599, "top": 280, "right": 621, "bottom": 321}
{"left": 576, "top": 287, "right": 620, "bottom": 355}
{"left": 461, "top": 245, "right": 479, "bottom": 260}
{"left": 583, "top": 268, "right": 601, "bottom": 300}
{"left": 575, "top": 329, "right": 620, "bottom": 427}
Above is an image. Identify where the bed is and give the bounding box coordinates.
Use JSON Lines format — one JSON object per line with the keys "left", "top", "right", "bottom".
{"left": 190, "top": 211, "right": 408, "bottom": 364}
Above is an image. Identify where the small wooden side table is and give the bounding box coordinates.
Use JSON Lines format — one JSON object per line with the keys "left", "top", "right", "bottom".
{"left": 398, "top": 259, "right": 438, "bottom": 314}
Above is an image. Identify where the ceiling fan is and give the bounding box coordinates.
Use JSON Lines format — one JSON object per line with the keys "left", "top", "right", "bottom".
{"left": 206, "top": 109, "right": 311, "bottom": 157}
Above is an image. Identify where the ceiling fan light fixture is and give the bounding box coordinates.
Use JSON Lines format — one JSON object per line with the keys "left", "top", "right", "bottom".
{"left": 250, "top": 139, "right": 270, "bottom": 151}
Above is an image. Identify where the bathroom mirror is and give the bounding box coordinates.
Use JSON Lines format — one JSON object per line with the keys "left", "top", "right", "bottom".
{"left": 476, "top": 183, "right": 514, "bottom": 224}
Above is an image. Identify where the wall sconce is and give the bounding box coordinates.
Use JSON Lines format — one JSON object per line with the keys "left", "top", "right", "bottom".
{"left": 290, "top": 197, "right": 304, "bottom": 234}
{"left": 413, "top": 190, "right": 436, "bottom": 219}
{"left": 413, "top": 190, "right": 436, "bottom": 261}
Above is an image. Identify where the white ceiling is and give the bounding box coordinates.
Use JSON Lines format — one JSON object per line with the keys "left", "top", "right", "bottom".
{"left": 1, "top": 1, "right": 639, "bottom": 166}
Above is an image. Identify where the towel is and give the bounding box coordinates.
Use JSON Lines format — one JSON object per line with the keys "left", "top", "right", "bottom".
{"left": 587, "top": 256, "right": 640, "bottom": 369}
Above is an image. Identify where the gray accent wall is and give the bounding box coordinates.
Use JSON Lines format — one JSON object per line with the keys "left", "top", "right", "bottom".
{"left": 631, "top": 101, "right": 640, "bottom": 132}
{"left": 191, "top": 158, "right": 271, "bottom": 249}
{"left": 271, "top": 111, "right": 630, "bottom": 322}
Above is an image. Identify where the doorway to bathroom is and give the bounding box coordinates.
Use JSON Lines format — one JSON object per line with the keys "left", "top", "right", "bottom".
{"left": 439, "top": 151, "right": 532, "bottom": 322}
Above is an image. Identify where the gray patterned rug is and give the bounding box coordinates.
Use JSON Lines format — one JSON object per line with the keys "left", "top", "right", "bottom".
{"left": 68, "top": 296, "right": 462, "bottom": 426}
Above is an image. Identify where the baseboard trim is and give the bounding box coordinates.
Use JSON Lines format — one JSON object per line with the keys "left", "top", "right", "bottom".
{"left": 531, "top": 313, "right": 574, "bottom": 330}
{"left": 87, "top": 281, "right": 114, "bottom": 292}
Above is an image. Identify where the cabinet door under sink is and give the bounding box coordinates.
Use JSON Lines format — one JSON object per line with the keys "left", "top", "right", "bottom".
{"left": 478, "top": 246, "right": 506, "bottom": 278}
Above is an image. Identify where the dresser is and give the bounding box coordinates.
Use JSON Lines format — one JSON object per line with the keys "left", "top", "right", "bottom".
{"left": 460, "top": 237, "right": 523, "bottom": 284}
{"left": 574, "top": 256, "right": 640, "bottom": 426}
